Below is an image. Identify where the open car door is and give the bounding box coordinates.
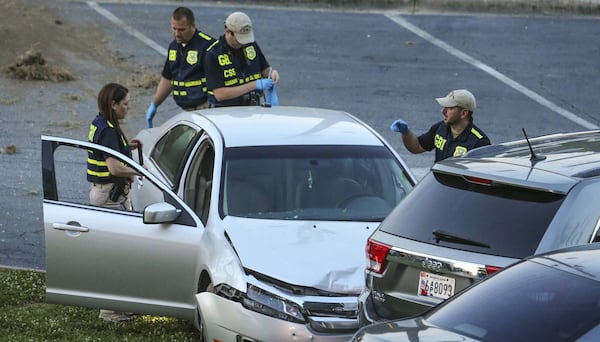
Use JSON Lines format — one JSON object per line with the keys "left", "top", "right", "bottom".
{"left": 41, "top": 136, "right": 203, "bottom": 321}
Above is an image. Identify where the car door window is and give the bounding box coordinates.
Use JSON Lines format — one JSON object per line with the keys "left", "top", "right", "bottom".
{"left": 48, "top": 141, "right": 141, "bottom": 213}
{"left": 183, "top": 139, "right": 215, "bottom": 225}
{"left": 51, "top": 144, "right": 96, "bottom": 207}
{"left": 42, "top": 137, "right": 197, "bottom": 225}
{"left": 151, "top": 124, "right": 198, "bottom": 186}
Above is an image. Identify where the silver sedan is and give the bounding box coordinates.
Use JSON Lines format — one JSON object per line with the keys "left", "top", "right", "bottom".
{"left": 41, "top": 106, "right": 417, "bottom": 341}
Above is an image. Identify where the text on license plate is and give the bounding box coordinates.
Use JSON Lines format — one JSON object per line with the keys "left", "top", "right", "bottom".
{"left": 418, "top": 271, "right": 455, "bottom": 299}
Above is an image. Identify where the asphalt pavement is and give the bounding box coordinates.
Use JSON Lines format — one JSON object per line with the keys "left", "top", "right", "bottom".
{"left": 1, "top": 0, "right": 599, "bottom": 271}
{"left": 227, "top": 0, "right": 600, "bottom": 14}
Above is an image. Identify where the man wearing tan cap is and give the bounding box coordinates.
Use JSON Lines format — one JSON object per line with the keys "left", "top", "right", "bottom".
{"left": 204, "top": 11, "right": 280, "bottom": 107}
{"left": 391, "top": 89, "right": 490, "bottom": 162}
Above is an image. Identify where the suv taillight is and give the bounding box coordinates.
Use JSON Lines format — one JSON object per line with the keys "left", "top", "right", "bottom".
{"left": 464, "top": 176, "right": 493, "bottom": 185}
{"left": 366, "top": 239, "right": 391, "bottom": 274}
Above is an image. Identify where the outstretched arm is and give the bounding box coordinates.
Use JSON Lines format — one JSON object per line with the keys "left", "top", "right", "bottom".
{"left": 390, "top": 119, "right": 426, "bottom": 154}
{"left": 402, "top": 131, "right": 426, "bottom": 154}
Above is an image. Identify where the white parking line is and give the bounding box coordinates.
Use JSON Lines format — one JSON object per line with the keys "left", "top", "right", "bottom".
{"left": 87, "top": 1, "right": 167, "bottom": 56}
{"left": 87, "top": 2, "right": 596, "bottom": 130}
{"left": 385, "top": 13, "right": 598, "bottom": 130}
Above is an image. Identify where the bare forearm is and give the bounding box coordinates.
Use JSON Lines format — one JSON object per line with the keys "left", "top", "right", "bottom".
{"left": 402, "top": 131, "right": 426, "bottom": 154}
{"left": 106, "top": 157, "right": 139, "bottom": 178}
{"left": 152, "top": 77, "right": 173, "bottom": 106}
{"left": 213, "top": 82, "right": 257, "bottom": 102}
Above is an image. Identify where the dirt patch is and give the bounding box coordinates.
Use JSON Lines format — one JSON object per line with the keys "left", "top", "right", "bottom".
{"left": 0, "top": 0, "right": 156, "bottom": 88}
{"left": 0, "top": 0, "right": 88, "bottom": 75}
{"left": 0, "top": 144, "right": 17, "bottom": 154}
{"left": 0, "top": 0, "right": 159, "bottom": 137}
{"left": 5, "top": 49, "right": 75, "bottom": 82}
{"left": 126, "top": 73, "right": 161, "bottom": 90}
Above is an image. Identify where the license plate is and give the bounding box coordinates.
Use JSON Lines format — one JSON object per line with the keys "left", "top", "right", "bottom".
{"left": 418, "top": 271, "right": 455, "bottom": 299}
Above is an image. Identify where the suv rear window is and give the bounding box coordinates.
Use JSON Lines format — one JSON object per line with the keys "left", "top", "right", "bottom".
{"left": 380, "top": 171, "right": 565, "bottom": 258}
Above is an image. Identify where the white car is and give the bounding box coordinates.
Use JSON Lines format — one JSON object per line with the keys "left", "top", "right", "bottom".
{"left": 42, "top": 106, "right": 416, "bottom": 341}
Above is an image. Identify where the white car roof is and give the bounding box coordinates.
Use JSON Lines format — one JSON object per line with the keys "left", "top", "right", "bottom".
{"left": 181, "top": 106, "right": 384, "bottom": 148}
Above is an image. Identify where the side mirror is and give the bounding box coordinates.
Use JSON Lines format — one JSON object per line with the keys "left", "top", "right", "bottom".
{"left": 143, "top": 202, "right": 181, "bottom": 224}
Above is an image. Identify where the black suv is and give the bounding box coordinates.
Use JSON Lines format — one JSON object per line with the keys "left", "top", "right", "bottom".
{"left": 359, "top": 130, "right": 600, "bottom": 325}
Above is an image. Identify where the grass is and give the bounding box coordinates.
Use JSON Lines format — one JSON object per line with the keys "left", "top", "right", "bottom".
{"left": 0, "top": 268, "right": 202, "bottom": 341}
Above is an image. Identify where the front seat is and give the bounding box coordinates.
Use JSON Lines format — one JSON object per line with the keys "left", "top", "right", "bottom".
{"left": 226, "top": 180, "right": 271, "bottom": 216}
{"left": 296, "top": 177, "right": 363, "bottom": 208}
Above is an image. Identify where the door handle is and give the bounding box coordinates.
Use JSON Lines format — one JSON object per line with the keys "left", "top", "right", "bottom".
{"left": 136, "top": 176, "right": 144, "bottom": 189}
{"left": 52, "top": 223, "right": 90, "bottom": 232}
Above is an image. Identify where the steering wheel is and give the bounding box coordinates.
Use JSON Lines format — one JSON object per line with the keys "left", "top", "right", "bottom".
{"left": 337, "top": 193, "right": 375, "bottom": 208}
{"left": 337, "top": 193, "right": 393, "bottom": 212}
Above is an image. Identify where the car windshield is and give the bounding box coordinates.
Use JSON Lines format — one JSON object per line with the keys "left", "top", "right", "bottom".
{"left": 380, "top": 171, "right": 565, "bottom": 258}
{"left": 426, "top": 260, "right": 600, "bottom": 341}
{"left": 220, "top": 145, "right": 413, "bottom": 221}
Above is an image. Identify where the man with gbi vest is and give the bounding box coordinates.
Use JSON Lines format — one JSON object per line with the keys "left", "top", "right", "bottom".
{"left": 391, "top": 89, "right": 491, "bottom": 162}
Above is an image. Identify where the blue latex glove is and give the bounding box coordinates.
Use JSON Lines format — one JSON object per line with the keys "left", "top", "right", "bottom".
{"left": 146, "top": 103, "right": 157, "bottom": 128}
{"left": 256, "top": 78, "right": 274, "bottom": 91}
{"left": 265, "top": 86, "right": 279, "bottom": 106}
{"left": 390, "top": 119, "right": 409, "bottom": 134}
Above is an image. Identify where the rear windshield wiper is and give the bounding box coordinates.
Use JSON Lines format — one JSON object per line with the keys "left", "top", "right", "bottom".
{"left": 432, "top": 229, "right": 490, "bottom": 248}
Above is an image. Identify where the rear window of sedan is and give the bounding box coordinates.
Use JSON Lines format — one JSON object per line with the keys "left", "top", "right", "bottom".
{"left": 425, "top": 260, "right": 600, "bottom": 341}
{"left": 220, "top": 145, "right": 414, "bottom": 221}
{"left": 380, "top": 171, "right": 565, "bottom": 258}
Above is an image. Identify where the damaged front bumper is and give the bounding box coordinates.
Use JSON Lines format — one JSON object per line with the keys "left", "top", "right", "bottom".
{"left": 196, "top": 289, "right": 358, "bottom": 342}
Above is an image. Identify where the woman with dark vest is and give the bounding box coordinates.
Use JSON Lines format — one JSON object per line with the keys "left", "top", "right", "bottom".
{"left": 87, "top": 83, "right": 142, "bottom": 322}
{"left": 87, "top": 83, "right": 141, "bottom": 212}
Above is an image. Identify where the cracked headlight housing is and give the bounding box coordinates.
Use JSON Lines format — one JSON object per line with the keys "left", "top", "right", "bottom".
{"left": 215, "top": 283, "right": 306, "bottom": 324}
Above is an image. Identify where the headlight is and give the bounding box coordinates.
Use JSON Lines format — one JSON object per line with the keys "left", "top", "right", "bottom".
{"left": 214, "top": 283, "right": 306, "bottom": 324}
{"left": 244, "top": 284, "right": 305, "bottom": 323}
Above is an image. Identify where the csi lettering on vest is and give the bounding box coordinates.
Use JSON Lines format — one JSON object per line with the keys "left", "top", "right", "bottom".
{"left": 434, "top": 134, "right": 447, "bottom": 151}
{"left": 218, "top": 54, "right": 232, "bottom": 66}
{"left": 224, "top": 68, "right": 236, "bottom": 78}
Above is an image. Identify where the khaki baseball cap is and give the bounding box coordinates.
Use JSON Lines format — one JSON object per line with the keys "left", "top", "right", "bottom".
{"left": 435, "top": 89, "right": 476, "bottom": 112}
{"left": 225, "top": 12, "right": 255, "bottom": 45}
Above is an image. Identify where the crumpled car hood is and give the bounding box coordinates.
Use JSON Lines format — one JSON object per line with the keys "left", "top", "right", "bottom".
{"left": 223, "top": 216, "right": 376, "bottom": 293}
